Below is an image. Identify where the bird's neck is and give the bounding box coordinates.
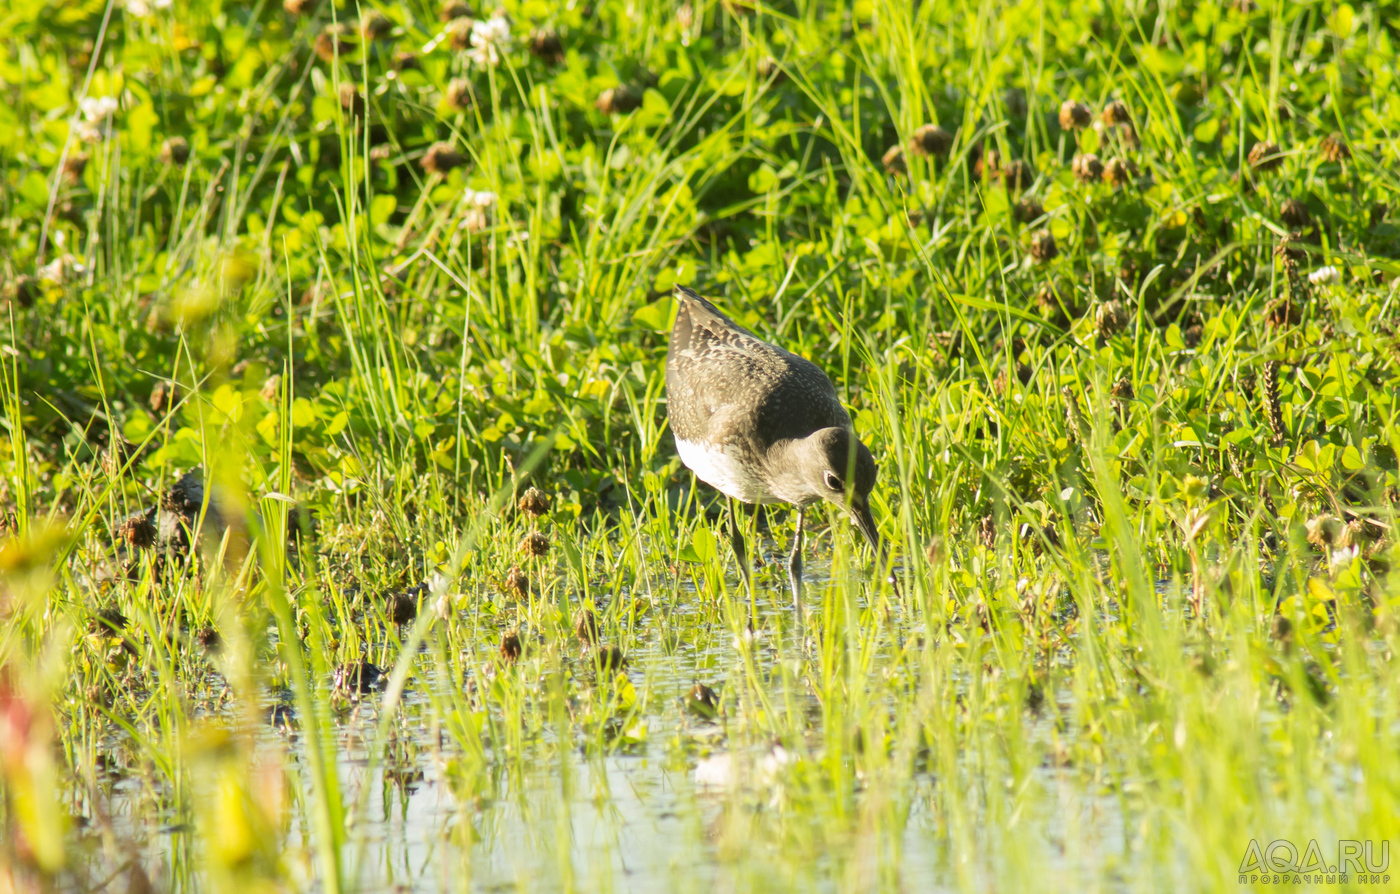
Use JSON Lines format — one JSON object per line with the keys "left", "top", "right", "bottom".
{"left": 760, "top": 438, "right": 822, "bottom": 506}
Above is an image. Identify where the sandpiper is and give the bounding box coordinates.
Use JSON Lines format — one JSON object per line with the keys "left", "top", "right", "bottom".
{"left": 665, "top": 285, "right": 889, "bottom": 610}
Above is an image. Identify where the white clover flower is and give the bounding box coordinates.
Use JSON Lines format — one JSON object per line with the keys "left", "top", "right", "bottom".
{"left": 461, "top": 188, "right": 497, "bottom": 231}
{"left": 80, "top": 95, "right": 119, "bottom": 122}
{"left": 125, "top": 0, "right": 151, "bottom": 14}
{"left": 467, "top": 14, "right": 512, "bottom": 68}
{"left": 1308, "top": 265, "right": 1340, "bottom": 286}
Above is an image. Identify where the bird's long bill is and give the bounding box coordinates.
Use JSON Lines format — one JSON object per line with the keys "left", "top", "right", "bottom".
{"left": 849, "top": 500, "right": 899, "bottom": 593}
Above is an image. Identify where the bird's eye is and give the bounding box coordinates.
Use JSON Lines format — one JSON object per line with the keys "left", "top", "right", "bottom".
{"left": 823, "top": 471, "right": 843, "bottom": 491}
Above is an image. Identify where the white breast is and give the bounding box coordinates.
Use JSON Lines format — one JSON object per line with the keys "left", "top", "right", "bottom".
{"left": 676, "top": 438, "right": 770, "bottom": 503}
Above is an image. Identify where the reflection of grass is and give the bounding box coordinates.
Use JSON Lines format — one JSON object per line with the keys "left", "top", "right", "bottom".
{"left": 1, "top": 0, "right": 1399, "bottom": 889}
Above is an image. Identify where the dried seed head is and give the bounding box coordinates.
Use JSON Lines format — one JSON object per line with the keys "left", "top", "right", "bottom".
{"left": 1183, "top": 319, "right": 1204, "bottom": 347}
{"left": 1318, "top": 132, "right": 1350, "bottom": 163}
{"left": 338, "top": 82, "right": 365, "bottom": 117}
{"left": 1110, "top": 376, "right": 1134, "bottom": 402}
{"left": 1102, "top": 157, "right": 1134, "bottom": 187}
{"left": 574, "top": 606, "right": 599, "bottom": 644}
{"left": 503, "top": 565, "right": 530, "bottom": 598}
{"left": 522, "top": 531, "right": 550, "bottom": 557}
{"left": 122, "top": 514, "right": 156, "bottom": 549}
{"left": 159, "top": 136, "right": 189, "bottom": 166}
{"left": 1001, "top": 158, "right": 1034, "bottom": 191}
{"left": 595, "top": 85, "right": 642, "bottom": 114}
{"left": 1265, "top": 296, "right": 1303, "bottom": 328}
{"left": 1280, "top": 198, "right": 1310, "bottom": 228}
{"left": 314, "top": 25, "right": 356, "bottom": 63}
{"left": 446, "top": 17, "right": 474, "bottom": 49}
{"left": 1062, "top": 386, "right": 1087, "bottom": 444}
{"left": 360, "top": 11, "right": 393, "bottom": 40}
{"left": 1059, "top": 100, "right": 1092, "bottom": 130}
{"left": 500, "top": 629, "right": 522, "bottom": 663}
{"left": 62, "top": 153, "right": 88, "bottom": 184}
{"left": 445, "top": 77, "right": 474, "bottom": 111}
{"left": 518, "top": 486, "right": 550, "bottom": 518}
{"left": 1013, "top": 197, "right": 1044, "bottom": 224}
{"left": 1095, "top": 299, "right": 1127, "bottom": 338}
{"left": 440, "top": 0, "right": 471, "bottom": 20}
{"left": 529, "top": 28, "right": 563, "bottom": 61}
{"left": 975, "top": 146, "right": 1001, "bottom": 179}
{"left": 1071, "top": 152, "right": 1103, "bottom": 183}
{"left": 7, "top": 275, "right": 36, "bottom": 309}
{"left": 881, "top": 144, "right": 906, "bottom": 175}
{"left": 1306, "top": 515, "right": 1346, "bottom": 550}
{"left": 393, "top": 51, "right": 419, "bottom": 70}
{"left": 149, "top": 381, "right": 179, "bottom": 414}
{"left": 909, "top": 123, "right": 953, "bottom": 157}
{"left": 978, "top": 513, "right": 996, "bottom": 550}
{"left": 1248, "top": 140, "right": 1283, "bottom": 171}
{"left": 1101, "top": 99, "right": 1131, "bottom": 125}
{"left": 1029, "top": 229, "right": 1058, "bottom": 261}
{"left": 595, "top": 644, "right": 626, "bottom": 671}
{"left": 283, "top": 0, "right": 315, "bottom": 14}
{"left": 422, "top": 141, "right": 467, "bottom": 174}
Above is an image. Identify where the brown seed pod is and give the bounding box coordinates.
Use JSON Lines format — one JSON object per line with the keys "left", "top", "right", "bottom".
{"left": 1001, "top": 158, "right": 1034, "bottom": 191}
{"left": 440, "top": 0, "right": 471, "bottom": 20}
{"left": 149, "top": 381, "right": 179, "bottom": 414}
{"left": 283, "top": 0, "right": 315, "bottom": 14}
{"left": 503, "top": 565, "right": 530, "bottom": 598}
{"left": 1102, "top": 157, "right": 1134, "bottom": 187}
{"left": 337, "top": 82, "right": 364, "bottom": 117}
{"left": 1261, "top": 360, "right": 1285, "bottom": 445}
{"left": 1071, "top": 153, "right": 1103, "bottom": 183}
{"left": 909, "top": 123, "right": 953, "bottom": 158}
{"left": 122, "top": 514, "right": 156, "bottom": 549}
{"left": 159, "top": 137, "right": 189, "bottom": 166}
{"left": 1101, "top": 99, "right": 1131, "bottom": 125}
{"left": 1013, "top": 197, "right": 1044, "bottom": 224}
{"left": 8, "top": 275, "right": 36, "bottom": 309}
{"left": 595, "top": 85, "right": 642, "bottom": 114}
{"left": 881, "top": 144, "right": 906, "bottom": 175}
{"left": 422, "top": 141, "right": 467, "bottom": 174}
{"left": 594, "top": 644, "right": 626, "bottom": 672}
{"left": 574, "top": 606, "right": 599, "bottom": 645}
{"left": 529, "top": 28, "right": 563, "bottom": 62}
{"left": 974, "top": 146, "right": 1001, "bottom": 179}
{"left": 1248, "top": 140, "right": 1283, "bottom": 171}
{"left": 1095, "top": 299, "right": 1127, "bottom": 338}
{"left": 1305, "top": 515, "right": 1346, "bottom": 550}
{"left": 1030, "top": 229, "right": 1058, "bottom": 261}
{"left": 445, "top": 77, "right": 474, "bottom": 111}
{"left": 1265, "top": 296, "right": 1303, "bottom": 328}
{"left": 1058, "top": 100, "right": 1092, "bottom": 130}
{"left": 1317, "top": 132, "right": 1350, "bottom": 164}
{"left": 1062, "top": 386, "right": 1087, "bottom": 445}
{"left": 356, "top": 11, "right": 390, "bottom": 41}
{"left": 978, "top": 513, "right": 996, "bottom": 550}
{"left": 500, "top": 629, "right": 522, "bottom": 663}
{"left": 1110, "top": 376, "right": 1134, "bottom": 402}
{"left": 1280, "top": 198, "right": 1310, "bottom": 228}
{"left": 522, "top": 531, "right": 550, "bottom": 557}
{"left": 518, "top": 486, "right": 550, "bottom": 518}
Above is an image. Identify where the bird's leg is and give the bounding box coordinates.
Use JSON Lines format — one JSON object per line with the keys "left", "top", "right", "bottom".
{"left": 729, "top": 500, "right": 755, "bottom": 622}
{"left": 788, "top": 507, "right": 805, "bottom": 614}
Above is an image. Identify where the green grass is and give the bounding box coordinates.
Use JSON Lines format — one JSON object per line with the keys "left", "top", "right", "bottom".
{"left": 2, "top": 0, "right": 1400, "bottom": 889}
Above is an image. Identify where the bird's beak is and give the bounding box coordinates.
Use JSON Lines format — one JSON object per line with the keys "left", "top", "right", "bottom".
{"left": 849, "top": 496, "right": 900, "bottom": 594}
{"left": 848, "top": 497, "right": 881, "bottom": 557}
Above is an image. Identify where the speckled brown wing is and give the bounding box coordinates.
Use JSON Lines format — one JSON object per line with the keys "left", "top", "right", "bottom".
{"left": 665, "top": 287, "right": 849, "bottom": 451}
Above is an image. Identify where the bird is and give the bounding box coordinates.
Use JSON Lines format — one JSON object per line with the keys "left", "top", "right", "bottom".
{"left": 665, "top": 285, "right": 891, "bottom": 613}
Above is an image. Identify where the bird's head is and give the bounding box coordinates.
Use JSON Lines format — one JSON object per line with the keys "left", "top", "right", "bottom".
{"left": 800, "top": 427, "right": 880, "bottom": 553}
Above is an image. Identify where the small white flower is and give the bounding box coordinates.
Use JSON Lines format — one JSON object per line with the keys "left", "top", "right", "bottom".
{"left": 1308, "top": 265, "right": 1340, "bottom": 285}
{"left": 125, "top": 0, "right": 151, "bottom": 14}
{"left": 460, "top": 189, "right": 497, "bottom": 231}
{"left": 79, "top": 95, "right": 119, "bottom": 122}
{"left": 469, "top": 189, "right": 497, "bottom": 207}
{"left": 467, "top": 14, "right": 511, "bottom": 67}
